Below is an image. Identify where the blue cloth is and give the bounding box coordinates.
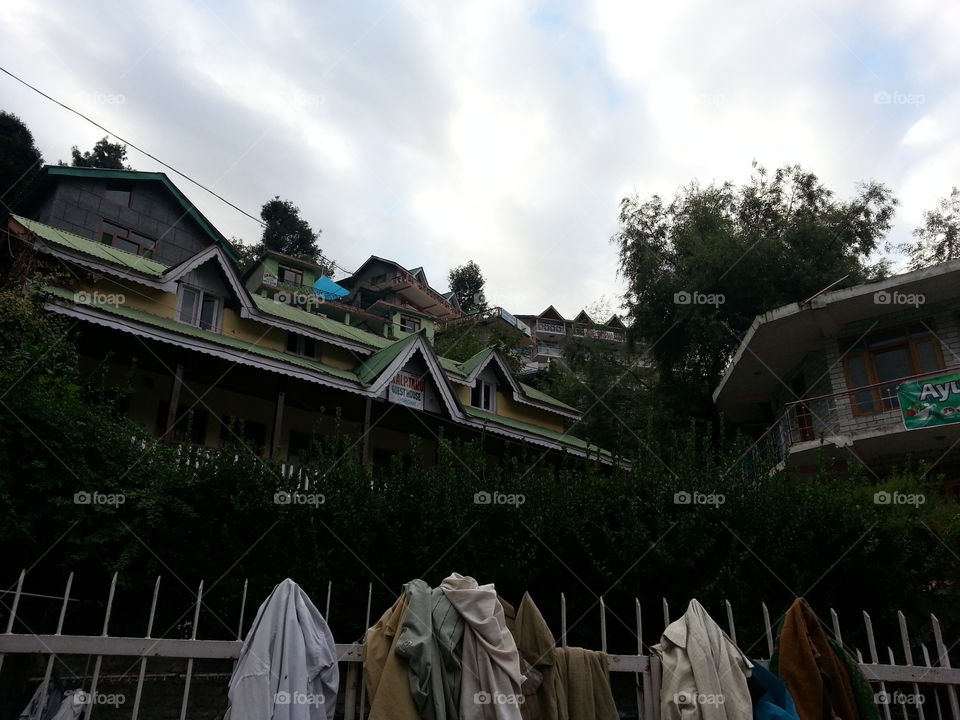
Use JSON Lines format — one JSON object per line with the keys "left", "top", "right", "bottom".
{"left": 312, "top": 275, "right": 350, "bottom": 301}
{"left": 748, "top": 660, "right": 801, "bottom": 720}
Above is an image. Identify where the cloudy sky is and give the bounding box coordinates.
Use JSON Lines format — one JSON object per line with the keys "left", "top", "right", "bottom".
{"left": 3, "top": 0, "right": 957, "bottom": 318}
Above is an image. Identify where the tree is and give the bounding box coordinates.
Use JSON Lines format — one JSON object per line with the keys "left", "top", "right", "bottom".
{"left": 0, "top": 111, "right": 44, "bottom": 212}
{"left": 69, "top": 136, "right": 130, "bottom": 169}
{"left": 448, "top": 261, "right": 486, "bottom": 313}
{"left": 614, "top": 162, "right": 897, "bottom": 424}
{"left": 259, "top": 197, "right": 333, "bottom": 272}
{"left": 899, "top": 187, "right": 960, "bottom": 270}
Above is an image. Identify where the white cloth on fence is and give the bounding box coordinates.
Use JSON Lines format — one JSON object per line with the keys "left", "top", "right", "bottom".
{"left": 440, "top": 572, "right": 524, "bottom": 720}
{"left": 225, "top": 578, "right": 339, "bottom": 720}
{"left": 652, "top": 599, "right": 753, "bottom": 720}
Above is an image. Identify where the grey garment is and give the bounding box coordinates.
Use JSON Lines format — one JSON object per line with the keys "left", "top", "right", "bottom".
{"left": 395, "top": 580, "right": 464, "bottom": 720}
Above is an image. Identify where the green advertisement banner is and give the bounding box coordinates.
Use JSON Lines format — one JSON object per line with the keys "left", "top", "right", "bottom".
{"left": 898, "top": 371, "right": 960, "bottom": 429}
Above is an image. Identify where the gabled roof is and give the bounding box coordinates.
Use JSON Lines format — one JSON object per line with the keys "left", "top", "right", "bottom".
{"left": 161, "top": 245, "right": 256, "bottom": 315}
{"left": 356, "top": 331, "right": 422, "bottom": 385}
{"left": 33, "top": 166, "right": 238, "bottom": 261}
{"left": 606, "top": 314, "right": 626, "bottom": 329}
{"left": 539, "top": 305, "right": 565, "bottom": 322}
{"left": 573, "top": 310, "right": 593, "bottom": 324}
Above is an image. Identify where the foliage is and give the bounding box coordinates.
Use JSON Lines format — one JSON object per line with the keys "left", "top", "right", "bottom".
{"left": 614, "top": 162, "right": 897, "bottom": 425}
{"left": 433, "top": 316, "right": 528, "bottom": 373}
{"left": 0, "top": 288, "right": 956, "bottom": 651}
{"left": 898, "top": 187, "right": 960, "bottom": 270}
{"left": 68, "top": 136, "right": 130, "bottom": 169}
{"left": 256, "top": 196, "right": 333, "bottom": 273}
{"left": 448, "top": 260, "right": 487, "bottom": 313}
{"left": 0, "top": 111, "right": 44, "bottom": 213}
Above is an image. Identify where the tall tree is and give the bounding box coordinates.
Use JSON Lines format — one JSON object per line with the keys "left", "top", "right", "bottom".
{"left": 899, "top": 187, "right": 960, "bottom": 270}
{"left": 0, "top": 111, "right": 44, "bottom": 212}
{"left": 260, "top": 197, "right": 332, "bottom": 272}
{"left": 614, "top": 162, "right": 896, "bottom": 423}
{"left": 69, "top": 136, "right": 130, "bottom": 169}
{"left": 448, "top": 261, "right": 487, "bottom": 313}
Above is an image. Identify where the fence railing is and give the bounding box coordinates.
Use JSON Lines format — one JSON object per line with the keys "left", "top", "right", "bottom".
{"left": 1, "top": 570, "right": 957, "bottom": 720}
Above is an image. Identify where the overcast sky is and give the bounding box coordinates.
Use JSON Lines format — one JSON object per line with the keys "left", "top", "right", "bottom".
{"left": 3, "top": 0, "right": 957, "bottom": 318}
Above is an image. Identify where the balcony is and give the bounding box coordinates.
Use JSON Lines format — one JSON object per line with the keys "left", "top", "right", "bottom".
{"left": 535, "top": 321, "right": 566, "bottom": 335}
{"left": 573, "top": 326, "right": 625, "bottom": 342}
{"left": 436, "top": 306, "right": 532, "bottom": 336}
{"left": 372, "top": 272, "right": 459, "bottom": 318}
{"left": 743, "top": 367, "right": 960, "bottom": 475}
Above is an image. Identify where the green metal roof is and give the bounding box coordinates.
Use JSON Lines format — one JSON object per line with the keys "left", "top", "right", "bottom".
{"left": 464, "top": 406, "right": 611, "bottom": 457}
{"left": 15, "top": 215, "right": 170, "bottom": 277}
{"left": 45, "top": 285, "right": 360, "bottom": 383}
{"left": 518, "top": 382, "right": 579, "bottom": 414}
{"left": 40, "top": 166, "right": 238, "bottom": 261}
{"left": 355, "top": 331, "right": 423, "bottom": 385}
{"left": 438, "top": 356, "right": 467, "bottom": 376}
{"left": 458, "top": 347, "right": 494, "bottom": 376}
{"left": 251, "top": 293, "right": 394, "bottom": 350}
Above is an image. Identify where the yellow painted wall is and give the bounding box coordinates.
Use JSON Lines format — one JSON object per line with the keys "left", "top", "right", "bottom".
{"left": 75, "top": 277, "right": 178, "bottom": 319}
{"left": 456, "top": 385, "right": 471, "bottom": 404}
{"left": 220, "top": 309, "right": 286, "bottom": 351}
{"left": 321, "top": 344, "right": 361, "bottom": 370}
{"left": 495, "top": 391, "right": 566, "bottom": 433}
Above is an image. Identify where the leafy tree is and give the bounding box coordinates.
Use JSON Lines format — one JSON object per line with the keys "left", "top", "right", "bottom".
{"left": 259, "top": 196, "right": 333, "bottom": 273}
{"left": 0, "top": 111, "right": 44, "bottom": 212}
{"left": 69, "top": 136, "right": 130, "bottom": 169}
{"left": 448, "top": 260, "right": 487, "bottom": 313}
{"left": 614, "top": 162, "right": 896, "bottom": 425}
{"left": 899, "top": 187, "right": 960, "bottom": 270}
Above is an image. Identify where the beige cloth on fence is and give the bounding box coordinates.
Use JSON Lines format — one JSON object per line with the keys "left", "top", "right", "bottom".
{"left": 441, "top": 573, "right": 524, "bottom": 720}
{"left": 364, "top": 592, "right": 420, "bottom": 720}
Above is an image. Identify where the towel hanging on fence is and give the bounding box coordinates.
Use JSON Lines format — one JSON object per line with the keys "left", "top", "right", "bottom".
{"left": 440, "top": 572, "right": 525, "bottom": 720}
{"left": 770, "top": 598, "right": 878, "bottom": 720}
{"left": 225, "top": 578, "right": 339, "bottom": 720}
{"left": 652, "top": 599, "right": 754, "bottom": 720}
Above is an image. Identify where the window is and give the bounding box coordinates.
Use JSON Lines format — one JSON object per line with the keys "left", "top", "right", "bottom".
{"left": 399, "top": 314, "right": 421, "bottom": 333}
{"left": 177, "top": 285, "right": 222, "bottom": 331}
{"left": 278, "top": 265, "right": 304, "bottom": 286}
{"left": 286, "top": 333, "right": 316, "bottom": 358}
{"left": 471, "top": 380, "right": 495, "bottom": 411}
{"left": 101, "top": 220, "right": 155, "bottom": 258}
{"left": 103, "top": 184, "right": 132, "bottom": 207}
{"left": 842, "top": 323, "right": 943, "bottom": 415}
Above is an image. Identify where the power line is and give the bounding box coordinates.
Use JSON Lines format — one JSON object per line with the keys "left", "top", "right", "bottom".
{"left": 0, "top": 64, "right": 359, "bottom": 279}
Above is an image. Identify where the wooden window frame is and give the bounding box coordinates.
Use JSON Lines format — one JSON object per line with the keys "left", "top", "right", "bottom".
{"left": 100, "top": 219, "right": 155, "bottom": 258}
{"left": 278, "top": 265, "right": 304, "bottom": 286}
{"left": 471, "top": 379, "right": 496, "bottom": 412}
{"left": 286, "top": 333, "right": 316, "bottom": 358}
{"left": 176, "top": 284, "right": 223, "bottom": 333}
{"left": 842, "top": 324, "right": 945, "bottom": 417}
{"left": 399, "top": 314, "right": 421, "bottom": 333}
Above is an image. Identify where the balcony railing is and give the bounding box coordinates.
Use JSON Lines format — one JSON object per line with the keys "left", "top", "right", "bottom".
{"left": 535, "top": 321, "right": 566, "bottom": 334}
{"left": 573, "top": 326, "right": 625, "bottom": 342}
{"left": 741, "top": 366, "right": 960, "bottom": 475}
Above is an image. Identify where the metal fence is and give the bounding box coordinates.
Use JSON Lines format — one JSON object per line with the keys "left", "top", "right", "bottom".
{"left": 0, "top": 570, "right": 957, "bottom": 720}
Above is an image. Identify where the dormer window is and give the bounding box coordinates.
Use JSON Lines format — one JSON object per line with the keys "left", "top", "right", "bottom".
{"left": 286, "top": 333, "right": 316, "bottom": 358}
{"left": 278, "top": 265, "right": 304, "bottom": 286}
{"left": 177, "top": 285, "right": 222, "bottom": 332}
{"left": 471, "top": 380, "right": 496, "bottom": 411}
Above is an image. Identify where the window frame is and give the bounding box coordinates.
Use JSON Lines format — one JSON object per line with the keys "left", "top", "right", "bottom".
{"left": 471, "top": 379, "right": 496, "bottom": 411}
{"left": 278, "top": 265, "right": 304, "bottom": 286}
{"left": 100, "top": 219, "right": 155, "bottom": 258}
{"left": 176, "top": 283, "right": 223, "bottom": 332}
{"left": 841, "top": 323, "right": 944, "bottom": 417}
{"left": 399, "top": 314, "right": 421, "bottom": 333}
{"left": 285, "top": 332, "right": 316, "bottom": 358}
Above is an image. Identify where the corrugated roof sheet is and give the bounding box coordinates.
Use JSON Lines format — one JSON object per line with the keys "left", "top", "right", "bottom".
{"left": 355, "top": 332, "right": 422, "bottom": 385}
{"left": 250, "top": 293, "right": 394, "bottom": 350}
{"left": 15, "top": 215, "right": 170, "bottom": 276}
{"left": 464, "top": 406, "right": 611, "bottom": 457}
